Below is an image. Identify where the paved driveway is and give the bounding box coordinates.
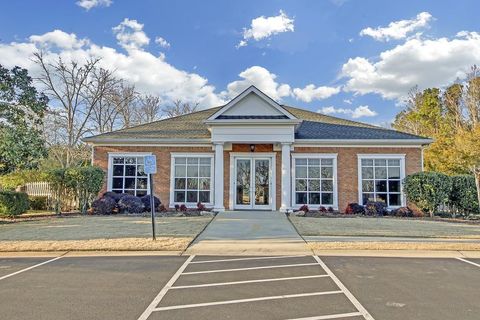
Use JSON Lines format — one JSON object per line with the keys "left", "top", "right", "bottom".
{"left": 186, "top": 211, "right": 310, "bottom": 255}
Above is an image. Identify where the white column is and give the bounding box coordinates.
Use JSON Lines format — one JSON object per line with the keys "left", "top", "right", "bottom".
{"left": 213, "top": 142, "right": 225, "bottom": 212}
{"left": 280, "top": 143, "right": 292, "bottom": 212}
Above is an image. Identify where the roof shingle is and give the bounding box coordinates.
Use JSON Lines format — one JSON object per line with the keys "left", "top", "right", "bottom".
{"left": 83, "top": 105, "right": 428, "bottom": 142}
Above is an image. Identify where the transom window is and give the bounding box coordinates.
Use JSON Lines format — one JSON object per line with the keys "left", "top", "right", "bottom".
{"left": 110, "top": 155, "right": 149, "bottom": 196}
{"left": 293, "top": 156, "right": 336, "bottom": 207}
{"left": 359, "top": 157, "right": 404, "bottom": 207}
{"left": 172, "top": 156, "right": 213, "bottom": 205}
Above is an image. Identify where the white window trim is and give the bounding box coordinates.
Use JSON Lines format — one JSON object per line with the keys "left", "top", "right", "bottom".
{"left": 357, "top": 154, "right": 406, "bottom": 209}
{"left": 107, "top": 152, "right": 152, "bottom": 195}
{"left": 291, "top": 153, "right": 338, "bottom": 210}
{"left": 169, "top": 153, "right": 215, "bottom": 208}
{"left": 228, "top": 152, "right": 277, "bottom": 211}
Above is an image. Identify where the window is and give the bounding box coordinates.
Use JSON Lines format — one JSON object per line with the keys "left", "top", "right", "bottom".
{"left": 293, "top": 155, "right": 337, "bottom": 207}
{"left": 172, "top": 155, "right": 213, "bottom": 205}
{"left": 359, "top": 156, "right": 404, "bottom": 207}
{"left": 109, "top": 155, "right": 149, "bottom": 196}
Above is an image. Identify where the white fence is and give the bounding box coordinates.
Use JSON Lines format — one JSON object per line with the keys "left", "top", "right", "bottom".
{"left": 19, "top": 182, "right": 52, "bottom": 197}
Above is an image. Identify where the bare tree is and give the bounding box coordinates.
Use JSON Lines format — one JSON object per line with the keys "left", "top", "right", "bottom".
{"left": 34, "top": 52, "right": 116, "bottom": 166}
{"left": 136, "top": 94, "right": 162, "bottom": 124}
{"left": 465, "top": 65, "right": 480, "bottom": 127}
{"left": 89, "top": 69, "right": 122, "bottom": 133}
{"left": 162, "top": 99, "right": 199, "bottom": 118}
{"left": 109, "top": 82, "right": 138, "bottom": 128}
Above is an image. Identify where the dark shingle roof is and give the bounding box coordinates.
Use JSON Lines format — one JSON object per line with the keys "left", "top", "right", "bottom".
{"left": 295, "top": 121, "right": 427, "bottom": 140}
{"left": 83, "top": 104, "right": 429, "bottom": 142}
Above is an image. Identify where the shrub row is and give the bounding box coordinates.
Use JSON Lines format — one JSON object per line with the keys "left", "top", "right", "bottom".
{"left": 404, "top": 172, "right": 479, "bottom": 217}
{"left": 0, "top": 191, "right": 29, "bottom": 216}
{"left": 91, "top": 193, "right": 162, "bottom": 215}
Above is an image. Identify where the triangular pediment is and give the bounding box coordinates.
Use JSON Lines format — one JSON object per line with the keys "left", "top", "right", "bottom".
{"left": 206, "top": 86, "right": 298, "bottom": 121}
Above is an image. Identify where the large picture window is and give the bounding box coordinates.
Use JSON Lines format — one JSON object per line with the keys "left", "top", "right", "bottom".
{"left": 359, "top": 156, "right": 404, "bottom": 207}
{"left": 172, "top": 155, "right": 213, "bottom": 205}
{"left": 109, "top": 155, "right": 149, "bottom": 196}
{"left": 293, "top": 155, "right": 337, "bottom": 207}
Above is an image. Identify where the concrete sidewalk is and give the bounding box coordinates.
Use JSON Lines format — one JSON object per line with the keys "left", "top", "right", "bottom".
{"left": 185, "top": 211, "right": 311, "bottom": 255}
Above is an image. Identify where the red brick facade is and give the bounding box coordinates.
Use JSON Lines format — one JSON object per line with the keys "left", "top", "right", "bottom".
{"left": 93, "top": 144, "right": 422, "bottom": 211}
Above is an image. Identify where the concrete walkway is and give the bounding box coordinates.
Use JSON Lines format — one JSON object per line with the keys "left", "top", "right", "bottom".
{"left": 185, "top": 211, "right": 311, "bottom": 255}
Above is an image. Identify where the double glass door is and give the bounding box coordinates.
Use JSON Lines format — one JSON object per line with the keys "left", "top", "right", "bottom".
{"left": 234, "top": 157, "right": 271, "bottom": 210}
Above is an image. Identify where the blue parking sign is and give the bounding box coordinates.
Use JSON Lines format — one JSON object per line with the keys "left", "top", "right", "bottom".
{"left": 144, "top": 155, "right": 157, "bottom": 174}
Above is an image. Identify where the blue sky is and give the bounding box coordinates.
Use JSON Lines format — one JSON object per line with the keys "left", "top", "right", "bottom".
{"left": 1, "top": 0, "right": 480, "bottom": 126}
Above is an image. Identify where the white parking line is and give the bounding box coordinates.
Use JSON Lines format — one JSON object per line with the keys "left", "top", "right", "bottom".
{"left": 286, "top": 312, "right": 363, "bottom": 320}
{"left": 182, "top": 262, "right": 319, "bottom": 275}
{"left": 0, "top": 256, "right": 63, "bottom": 281}
{"left": 137, "top": 255, "right": 195, "bottom": 320}
{"left": 171, "top": 274, "right": 329, "bottom": 289}
{"left": 190, "top": 255, "right": 307, "bottom": 264}
{"left": 153, "top": 290, "right": 343, "bottom": 311}
{"left": 313, "top": 256, "right": 375, "bottom": 320}
{"left": 457, "top": 257, "right": 480, "bottom": 268}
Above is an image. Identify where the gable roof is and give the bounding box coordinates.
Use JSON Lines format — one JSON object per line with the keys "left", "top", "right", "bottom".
{"left": 206, "top": 86, "right": 297, "bottom": 122}
{"left": 83, "top": 104, "right": 430, "bottom": 144}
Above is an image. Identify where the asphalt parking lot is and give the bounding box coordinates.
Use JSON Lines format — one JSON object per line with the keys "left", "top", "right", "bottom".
{"left": 0, "top": 255, "right": 479, "bottom": 320}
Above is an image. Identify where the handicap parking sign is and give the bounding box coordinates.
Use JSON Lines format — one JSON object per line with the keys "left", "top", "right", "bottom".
{"left": 144, "top": 155, "right": 157, "bottom": 174}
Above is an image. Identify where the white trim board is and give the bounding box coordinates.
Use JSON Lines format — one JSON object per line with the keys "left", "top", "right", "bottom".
{"left": 206, "top": 85, "right": 298, "bottom": 122}
{"left": 291, "top": 153, "right": 339, "bottom": 210}
{"left": 357, "top": 154, "right": 406, "bottom": 208}
{"left": 106, "top": 152, "right": 152, "bottom": 194}
{"left": 169, "top": 153, "right": 215, "bottom": 208}
{"left": 229, "top": 152, "right": 277, "bottom": 211}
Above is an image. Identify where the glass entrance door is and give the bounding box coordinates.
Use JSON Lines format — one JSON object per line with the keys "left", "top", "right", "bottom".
{"left": 234, "top": 157, "right": 271, "bottom": 210}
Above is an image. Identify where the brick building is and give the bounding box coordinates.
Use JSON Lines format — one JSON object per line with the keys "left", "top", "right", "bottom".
{"left": 84, "top": 86, "right": 431, "bottom": 212}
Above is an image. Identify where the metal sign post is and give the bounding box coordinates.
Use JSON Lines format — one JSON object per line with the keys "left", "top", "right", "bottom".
{"left": 144, "top": 155, "right": 157, "bottom": 241}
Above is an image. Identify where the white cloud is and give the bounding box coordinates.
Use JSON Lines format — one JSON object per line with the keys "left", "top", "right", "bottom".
{"left": 221, "top": 66, "right": 291, "bottom": 101}
{"left": 76, "top": 0, "right": 112, "bottom": 10}
{"left": 29, "top": 30, "right": 89, "bottom": 49}
{"left": 293, "top": 84, "right": 341, "bottom": 102}
{"left": 112, "top": 18, "right": 150, "bottom": 51}
{"left": 0, "top": 28, "right": 223, "bottom": 108}
{"left": 319, "top": 105, "right": 377, "bottom": 118}
{"left": 342, "top": 31, "right": 480, "bottom": 99}
{"left": 237, "top": 10, "right": 294, "bottom": 48}
{"left": 343, "top": 98, "right": 353, "bottom": 105}
{"left": 154, "top": 36, "right": 170, "bottom": 49}
{"left": 360, "top": 12, "right": 432, "bottom": 42}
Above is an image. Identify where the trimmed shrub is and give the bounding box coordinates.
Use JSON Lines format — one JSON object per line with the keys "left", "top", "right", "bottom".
{"left": 327, "top": 206, "right": 334, "bottom": 213}
{"left": 403, "top": 172, "right": 452, "bottom": 217}
{"left": 158, "top": 204, "right": 167, "bottom": 212}
{"left": 0, "top": 191, "right": 29, "bottom": 216}
{"left": 29, "top": 196, "right": 48, "bottom": 210}
{"left": 450, "top": 175, "right": 479, "bottom": 214}
{"left": 140, "top": 195, "right": 161, "bottom": 212}
{"left": 174, "top": 204, "right": 180, "bottom": 211}
{"left": 298, "top": 204, "right": 309, "bottom": 213}
{"left": 345, "top": 203, "right": 365, "bottom": 215}
{"left": 44, "top": 165, "right": 105, "bottom": 214}
{"left": 118, "top": 195, "right": 144, "bottom": 214}
{"left": 390, "top": 206, "right": 414, "bottom": 217}
{"left": 319, "top": 206, "right": 327, "bottom": 213}
{"left": 179, "top": 204, "right": 187, "bottom": 212}
{"left": 65, "top": 166, "right": 105, "bottom": 214}
{"left": 197, "top": 202, "right": 206, "bottom": 211}
{"left": 91, "top": 196, "right": 116, "bottom": 215}
{"left": 102, "top": 192, "right": 124, "bottom": 203}
{"left": 365, "top": 201, "right": 388, "bottom": 216}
